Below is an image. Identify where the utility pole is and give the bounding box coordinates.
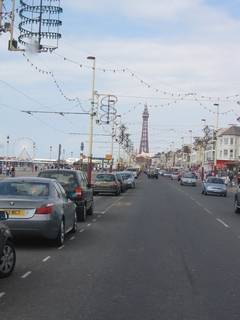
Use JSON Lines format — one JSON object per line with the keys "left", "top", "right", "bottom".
{"left": 214, "top": 103, "right": 220, "bottom": 174}
{"left": 87, "top": 56, "right": 96, "bottom": 184}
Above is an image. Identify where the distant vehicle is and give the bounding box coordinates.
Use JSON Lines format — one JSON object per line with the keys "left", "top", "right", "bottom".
{"left": 93, "top": 173, "right": 121, "bottom": 196}
{"left": 38, "top": 169, "right": 93, "bottom": 222}
{"left": 202, "top": 177, "right": 227, "bottom": 196}
{"left": 163, "top": 172, "right": 172, "bottom": 178}
{"left": 126, "top": 168, "right": 140, "bottom": 179}
{"left": 0, "top": 177, "right": 77, "bottom": 246}
{"left": 115, "top": 172, "right": 127, "bottom": 193}
{"left": 180, "top": 173, "right": 197, "bottom": 186}
{"left": 0, "top": 211, "right": 16, "bottom": 278}
{"left": 147, "top": 168, "right": 158, "bottom": 179}
{"left": 171, "top": 172, "right": 179, "bottom": 180}
{"left": 121, "top": 172, "right": 136, "bottom": 189}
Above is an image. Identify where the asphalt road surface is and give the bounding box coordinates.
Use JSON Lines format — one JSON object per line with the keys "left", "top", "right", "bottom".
{"left": 1, "top": 175, "right": 240, "bottom": 319}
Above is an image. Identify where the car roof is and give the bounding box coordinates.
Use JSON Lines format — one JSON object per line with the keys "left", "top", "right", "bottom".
{"left": 39, "top": 169, "right": 80, "bottom": 173}
{"left": 0, "top": 176, "right": 55, "bottom": 184}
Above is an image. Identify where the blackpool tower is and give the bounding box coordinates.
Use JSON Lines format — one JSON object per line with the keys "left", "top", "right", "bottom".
{"left": 139, "top": 105, "right": 149, "bottom": 154}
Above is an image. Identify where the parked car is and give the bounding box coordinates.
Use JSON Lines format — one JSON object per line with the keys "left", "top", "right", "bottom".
{"left": 202, "top": 177, "right": 227, "bottom": 197}
{"left": 93, "top": 173, "right": 121, "bottom": 196}
{"left": 180, "top": 173, "right": 197, "bottom": 186}
{"left": 0, "top": 177, "right": 77, "bottom": 246}
{"left": 115, "top": 172, "right": 127, "bottom": 193}
{"left": 171, "top": 172, "right": 179, "bottom": 180}
{"left": 0, "top": 211, "right": 16, "bottom": 278}
{"left": 147, "top": 168, "right": 158, "bottom": 179}
{"left": 38, "top": 169, "right": 93, "bottom": 222}
{"left": 126, "top": 168, "right": 140, "bottom": 179}
{"left": 234, "top": 187, "right": 240, "bottom": 213}
{"left": 163, "top": 172, "right": 172, "bottom": 178}
{"left": 121, "top": 172, "right": 136, "bottom": 189}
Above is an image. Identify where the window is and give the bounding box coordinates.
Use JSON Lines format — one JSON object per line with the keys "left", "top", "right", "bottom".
{"left": 224, "top": 138, "right": 228, "bottom": 145}
{"left": 224, "top": 150, "right": 228, "bottom": 157}
{"left": 230, "top": 149, "right": 233, "bottom": 159}
{"left": 230, "top": 137, "right": 234, "bottom": 145}
{"left": 220, "top": 151, "right": 223, "bottom": 158}
{"left": 0, "top": 181, "right": 49, "bottom": 197}
{"left": 220, "top": 139, "right": 222, "bottom": 145}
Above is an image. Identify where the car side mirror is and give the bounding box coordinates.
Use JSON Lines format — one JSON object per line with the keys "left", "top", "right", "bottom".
{"left": 0, "top": 211, "right": 9, "bottom": 221}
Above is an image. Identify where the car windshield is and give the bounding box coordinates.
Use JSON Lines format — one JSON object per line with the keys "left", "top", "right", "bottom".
{"left": 0, "top": 181, "right": 49, "bottom": 197}
{"left": 183, "top": 174, "right": 195, "bottom": 179}
{"left": 39, "top": 171, "right": 78, "bottom": 190}
{"left": 207, "top": 178, "right": 224, "bottom": 184}
{"left": 96, "top": 174, "right": 115, "bottom": 182}
{"left": 123, "top": 173, "right": 133, "bottom": 179}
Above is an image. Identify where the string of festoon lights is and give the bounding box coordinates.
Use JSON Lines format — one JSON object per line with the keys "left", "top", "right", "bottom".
{"left": 52, "top": 51, "right": 240, "bottom": 102}
{"left": 22, "top": 53, "right": 240, "bottom": 120}
{"left": 22, "top": 52, "right": 89, "bottom": 113}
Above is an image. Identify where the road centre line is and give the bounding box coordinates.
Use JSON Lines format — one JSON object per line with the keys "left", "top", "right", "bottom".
{"left": 58, "top": 245, "right": 64, "bottom": 250}
{"left": 216, "top": 218, "right": 230, "bottom": 228}
{"left": 42, "top": 256, "right": 51, "bottom": 262}
{"left": 0, "top": 292, "right": 5, "bottom": 298}
{"left": 21, "top": 271, "right": 32, "bottom": 279}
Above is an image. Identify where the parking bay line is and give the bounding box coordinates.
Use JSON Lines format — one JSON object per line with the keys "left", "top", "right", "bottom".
{"left": 216, "top": 218, "right": 230, "bottom": 228}
{"left": 70, "top": 236, "right": 75, "bottom": 241}
{"left": 0, "top": 292, "right": 5, "bottom": 299}
{"left": 58, "top": 245, "right": 64, "bottom": 250}
{"left": 42, "top": 256, "right": 51, "bottom": 262}
{"left": 21, "top": 271, "right": 32, "bottom": 279}
{"left": 79, "top": 228, "right": 85, "bottom": 233}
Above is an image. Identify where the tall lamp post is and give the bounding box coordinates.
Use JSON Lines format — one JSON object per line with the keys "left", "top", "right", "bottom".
{"left": 87, "top": 56, "right": 96, "bottom": 184}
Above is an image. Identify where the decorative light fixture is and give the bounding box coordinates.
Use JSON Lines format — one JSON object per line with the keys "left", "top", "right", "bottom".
{"left": 18, "top": 0, "right": 62, "bottom": 52}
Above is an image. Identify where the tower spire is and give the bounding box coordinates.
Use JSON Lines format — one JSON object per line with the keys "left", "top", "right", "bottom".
{"left": 139, "top": 105, "right": 149, "bottom": 154}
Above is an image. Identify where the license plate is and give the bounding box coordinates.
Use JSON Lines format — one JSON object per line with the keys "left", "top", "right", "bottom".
{"left": 0, "top": 209, "right": 26, "bottom": 217}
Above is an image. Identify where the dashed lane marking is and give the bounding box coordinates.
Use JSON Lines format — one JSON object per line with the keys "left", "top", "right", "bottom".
{"left": 216, "top": 218, "right": 230, "bottom": 228}
{"left": 58, "top": 245, "right": 64, "bottom": 250}
{"left": 79, "top": 228, "right": 85, "bottom": 233}
{"left": 204, "top": 208, "right": 213, "bottom": 215}
{"left": 42, "top": 256, "right": 51, "bottom": 262}
{"left": 0, "top": 292, "right": 5, "bottom": 299}
{"left": 94, "top": 211, "right": 105, "bottom": 215}
{"left": 92, "top": 219, "right": 97, "bottom": 222}
{"left": 70, "top": 236, "right": 75, "bottom": 241}
{"left": 87, "top": 223, "right": 91, "bottom": 227}
{"left": 21, "top": 271, "right": 32, "bottom": 279}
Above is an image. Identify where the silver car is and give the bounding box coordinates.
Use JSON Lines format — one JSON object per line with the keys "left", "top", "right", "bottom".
{"left": 121, "top": 172, "right": 136, "bottom": 189}
{"left": 180, "top": 173, "right": 197, "bottom": 186}
{"left": 202, "top": 177, "right": 227, "bottom": 197}
{"left": 0, "top": 177, "right": 77, "bottom": 246}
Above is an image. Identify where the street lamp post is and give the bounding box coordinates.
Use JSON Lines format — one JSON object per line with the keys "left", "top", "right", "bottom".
{"left": 87, "top": 56, "right": 96, "bottom": 184}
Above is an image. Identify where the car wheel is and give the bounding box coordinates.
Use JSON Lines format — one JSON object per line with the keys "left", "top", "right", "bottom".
{"left": 115, "top": 190, "right": 120, "bottom": 196}
{"left": 80, "top": 204, "right": 87, "bottom": 222}
{"left": 87, "top": 201, "right": 94, "bottom": 216}
{"left": 234, "top": 199, "right": 240, "bottom": 213}
{"left": 71, "top": 212, "right": 78, "bottom": 233}
{"left": 54, "top": 219, "right": 65, "bottom": 247}
{"left": 0, "top": 241, "right": 16, "bottom": 278}
{"left": 201, "top": 190, "right": 204, "bottom": 195}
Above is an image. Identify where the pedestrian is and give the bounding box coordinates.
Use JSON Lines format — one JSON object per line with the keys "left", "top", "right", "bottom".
{"left": 10, "top": 166, "right": 15, "bottom": 177}
{"left": 6, "top": 165, "right": 10, "bottom": 176}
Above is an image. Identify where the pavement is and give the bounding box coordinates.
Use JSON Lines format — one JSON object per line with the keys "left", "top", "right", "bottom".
{"left": 1, "top": 175, "right": 240, "bottom": 319}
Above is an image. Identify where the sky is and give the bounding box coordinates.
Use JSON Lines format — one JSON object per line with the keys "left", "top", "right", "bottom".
{"left": 0, "top": 0, "right": 240, "bottom": 159}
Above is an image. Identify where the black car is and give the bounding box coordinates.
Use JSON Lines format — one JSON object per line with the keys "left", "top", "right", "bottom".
{"left": 38, "top": 169, "right": 93, "bottom": 222}
{"left": 0, "top": 212, "right": 16, "bottom": 278}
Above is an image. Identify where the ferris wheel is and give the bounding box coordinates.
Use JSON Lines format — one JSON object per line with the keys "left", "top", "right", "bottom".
{"left": 14, "top": 137, "right": 36, "bottom": 159}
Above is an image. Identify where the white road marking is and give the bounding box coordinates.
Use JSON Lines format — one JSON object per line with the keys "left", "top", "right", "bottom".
{"left": 21, "top": 271, "right": 32, "bottom": 279}
{"left": 79, "top": 228, "right": 85, "bottom": 233}
{"left": 216, "top": 218, "right": 230, "bottom": 228}
{"left": 0, "top": 292, "right": 5, "bottom": 299}
{"left": 203, "top": 208, "right": 213, "bottom": 215}
{"left": 87, "top": 223, "right": 91, "bottom": 227}
{"left": 104, "top": 197, "right": 124, "bottom": 214}
{"left": 58, "top": 245, "right": 64, "bottom": 250}
{"left": 92, "top": 219, "right": 97, "bottom": 222}
{"left": 94, "top": 211, "right": 105, "bottom": 215}
{"left": 42, "top": 256, "right": 51, "bottom": 262}
{"left": 70, "top": 236, "right": 75, "bottom": 241}
{"left": 189, "top": 196, "right": 195, "bottom": 201}
{"left": 195, "top": 201, "right": 203, "bottom": 207}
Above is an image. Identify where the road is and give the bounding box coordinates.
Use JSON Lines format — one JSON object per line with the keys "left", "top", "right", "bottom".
{"left": 1, "top": 175, "right": 240, "bottom": 319}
